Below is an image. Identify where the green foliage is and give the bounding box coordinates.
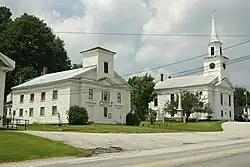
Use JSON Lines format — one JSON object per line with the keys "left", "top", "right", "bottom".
{"left": 72, "top": 63, "right": 83, "bottom": 69}
{"left": 126, "top": 112, "right": 140, "bottom": 126}
{"left": 67, "top": 106, "right": 89, "bottom": 125}
{"left": 128, "top": 73, "right": 157, "bottom": 121}
{"left": 0, "top": 6, "right": 12, "bottom": 33}
{"left": 13, "top": 66, "right": 37, "bottom": 85}
{"left": 0, "top": 9, "right": 71, "bottom": 96}
{"left": 164, "top": 91, "right": 213, "bottom": 121}
{"left": 234, "top": 86, "right": 249, "bottom": 106}
{"left": 147, "top": 109, "right": 157, "bottom": 124}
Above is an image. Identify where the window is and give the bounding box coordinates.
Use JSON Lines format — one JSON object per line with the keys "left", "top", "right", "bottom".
{"left": 52, "top": 106, "right": 57, "bottom": 115}
{"left": 229, "top": 95, "right": 231, "bottom": 106}
{"left": 211, "top": 47, "right": 215, "bottom": 55}
{"left": 52, "top": 91, "right": 58, "bottom": 100}
{"left": 40, "top": 107, "right": 45, "bottom": 117}
{"left": 104, "top": 62, "right": 108, "bottom": 73}
{"left": 220, "top": 47, "right": 222, "bottom": 55}
{"left": 29, "top": 108, "right": 34, "bottom": 117}
{"left": 170, "top": 94, "right": 175, "bottom": 103}
{"left": 117, "top": 93, "right": 121, "bottom": 103}
{"left": 102, "top": 91, "right": 110, "bottom": 101}
{"left": 108, "top": 113, "right": 111, "bottom": 119}
{"left": 229, "top": 111, "right": 232, "bottom": 118}
{"left": 221, "top": 110, "right": 223, "bottom": 117}
{"left": 41, "top": 92, "right": 46, "bottom": 101}
{"left": 220, "top": 93, "right": 223, "bottom": 105}
{"left": 13, "top": 110, "right": 16, "bottom": 116}
{"left": 19, "top": 109, "right": 23, "bottom": 117}
{"left": 9, "top": 108, "right": 11, "bottom": 115}
{"left": 89, "top": 89, "right": 93, "bottom": 100}
{"left": 154, "top": 97, "right": 158, "bottom": 107}
{"left": 104, "top": 107, "right": 108, "bottom": 117}
{"left": 171, "top": 113, "right": 175, "bottom": 117}
{"left": 20, "top": 95, "right": 24, "bottom": 103}
{"left": 30, "top": 93, "right": 34, "bottom": 102}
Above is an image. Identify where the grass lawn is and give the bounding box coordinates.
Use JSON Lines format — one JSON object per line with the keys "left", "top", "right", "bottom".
{"left": 140, "top": 121, "right": 223, "bottom": 132}
{"left": 0, "top": 130, "right": 89, "bottom": 163}
{"left": 25, "top": 121, "right": 223, "bottom": 133}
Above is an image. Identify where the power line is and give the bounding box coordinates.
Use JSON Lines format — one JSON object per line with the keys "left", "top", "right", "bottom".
{"left": 14, "top": 54, "right": 250, "bottom": 95}
{"left": 54, "top": 31, "right": 250, "bottom": 37}
{"left": 119, "top": 39, "right": 250, "bottom": 77}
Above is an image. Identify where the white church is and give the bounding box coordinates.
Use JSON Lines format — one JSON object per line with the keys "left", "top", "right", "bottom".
{"left": 149, "top": 13, "right": 235, "bottom": 121}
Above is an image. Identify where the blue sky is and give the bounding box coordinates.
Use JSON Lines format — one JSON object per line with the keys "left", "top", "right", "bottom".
{"left": 1, "top": 0, "right": 250, "bottom": 88}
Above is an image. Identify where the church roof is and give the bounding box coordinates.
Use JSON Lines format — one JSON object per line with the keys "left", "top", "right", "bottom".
{"left": 0, "top": 52, "right": 15, "bottom": 71}
{"left": 155, "top": 75, "right": 218, "bottom": 90}
{"left": 12, "top": 65, "right": 96, "bottom": 89}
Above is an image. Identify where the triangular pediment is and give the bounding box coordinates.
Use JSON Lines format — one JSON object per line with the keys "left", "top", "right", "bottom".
{"left": 98, "top": 77, "right": 116, "bottom": 86}
{"left": 216, "top": 78, "right": 235, "bottom": 90}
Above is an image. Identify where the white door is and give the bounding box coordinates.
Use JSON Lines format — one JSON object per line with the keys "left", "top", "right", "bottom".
{"left": 116, "top": 108, "right": 122, "bottom": 123}
{"left": 88, "top": 105, "right": 95, "bottom": 122}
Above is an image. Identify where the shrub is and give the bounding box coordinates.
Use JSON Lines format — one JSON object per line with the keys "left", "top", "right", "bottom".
{"left": 147, "top": 109, "right": 157, "bottom": 124}
{"left": 67, "top": 106, "right": 89, "bottom": 125}
{"left": 126, "top": 112, "right": 140, "bottom": 126}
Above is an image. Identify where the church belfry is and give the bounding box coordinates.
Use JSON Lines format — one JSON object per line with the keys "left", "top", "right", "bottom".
{"left": 204, "top": 11, "right": 229, "bottom": 81}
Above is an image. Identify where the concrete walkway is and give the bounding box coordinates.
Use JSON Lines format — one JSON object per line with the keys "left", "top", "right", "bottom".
{"left": 20, "top": 122, "right": 250, "bottom": 151}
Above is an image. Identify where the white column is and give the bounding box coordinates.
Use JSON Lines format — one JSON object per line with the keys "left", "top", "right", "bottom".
{"left": 0, "top": 71, "right": 6, "bottom": 128}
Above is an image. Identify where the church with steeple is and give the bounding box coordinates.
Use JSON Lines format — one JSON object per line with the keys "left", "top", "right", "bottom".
{"left": 149, "top": 13, "right": 235, "bottom": 121}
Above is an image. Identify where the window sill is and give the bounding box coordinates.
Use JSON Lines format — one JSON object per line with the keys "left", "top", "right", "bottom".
{"left": 41, "top": 100, "right": 46, "bottom": 102}
{"left": 52, "top": 99, "right": 58, "bottom": 101}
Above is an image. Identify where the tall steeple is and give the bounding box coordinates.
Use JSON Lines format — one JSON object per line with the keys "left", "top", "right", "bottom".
{"left": 204, "top": 11, "right": 229, "bottom": 81}
{"left": 211, "top": 10, "right": 219, "bottom": 42}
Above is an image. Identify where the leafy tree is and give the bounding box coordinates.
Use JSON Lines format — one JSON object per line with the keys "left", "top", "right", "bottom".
{"left": 67, "top": 106, "right": 89, "bottom": 125}
{"left": 0, "top": 6, "right": 12, "bottom": 33}
{"left": 128, "top": 74, "right": 157, "bottom": 121}
{"left": 72, "top": 63, "right": 82, "bottom": 69}
{"left": 147, "top": 109, "right": 157, "bottom": 124}
{"left": 13, "top": 66, "right": 37, "bottom": 85}
{"left": 234, "top": 86, "right": 249, "bottom": 107}
{"left": 0, "top": 12, "right": 72, "bottom": 96}
{"left": 164, "top": 91, "right": 213, "bottom": 122}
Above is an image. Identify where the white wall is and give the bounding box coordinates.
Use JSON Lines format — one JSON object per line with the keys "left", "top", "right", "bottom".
{"left": 150, "top": 84, "right": 234, "bottom": 121}
{"left": 69, "top": 79, "right": 130, "bottom": 124}
{"left": 12, "top": 82, "right": 71, "bottom": 124}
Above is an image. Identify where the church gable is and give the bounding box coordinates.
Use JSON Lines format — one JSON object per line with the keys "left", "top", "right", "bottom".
{"left": 98, "top": 77, "right": 116, "bottom": 86}
{"left": 216, "top": 78, "right": 234, "bottom": 90}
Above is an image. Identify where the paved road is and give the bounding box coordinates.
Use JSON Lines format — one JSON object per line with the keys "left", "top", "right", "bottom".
{"left": 39, "top": 141, "right": 250, "bottom": 167}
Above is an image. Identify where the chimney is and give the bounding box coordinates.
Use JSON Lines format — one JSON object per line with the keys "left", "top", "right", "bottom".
{"left": 160, "top": 74, "right": 164, "bottom": 81}
{"left": 41, "top": 67, "right": 48, "bottom": 76}
{"left": 168, "top": 76, "right": 171, "bottom": 79}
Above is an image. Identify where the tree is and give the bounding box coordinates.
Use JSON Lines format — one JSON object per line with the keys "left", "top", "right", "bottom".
{"left": 13, "top": 66, "right": 37, "bottom": 85}
{"left": 72, "top": 63, "right": 82, "bottom": 69}
{"left": 67, "top": 106, "right": 89, "bottom": 125}
{"left": 234, "top": 86, "right": 249, "bottom": 107}
{"left": 0, "top": 6, "right": 12, "bottom": 33}
{"left": 128, "top": 74, "right": 157, "bottom": 121}
{"left": 0, "top": 12, "right": 72, "bottom": 96}
{"left": 164, "top": 91, "right": 213, "bottom": 122}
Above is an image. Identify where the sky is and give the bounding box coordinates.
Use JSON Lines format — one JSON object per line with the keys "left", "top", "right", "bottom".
{"left": 1, "top": 0, "right": 250, "bottom": 88}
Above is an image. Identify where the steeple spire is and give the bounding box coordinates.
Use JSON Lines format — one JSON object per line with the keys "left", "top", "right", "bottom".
{"left": 211, "top": 10, "right": 219, "bottom": 41}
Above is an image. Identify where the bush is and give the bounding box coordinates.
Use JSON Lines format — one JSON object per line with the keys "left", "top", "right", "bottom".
{"left": 67, "top": 106, "right": 89, "bottom": 125}
{"left": 147, "top": 109, "right": 157, "bottom": 124}
{"left": 126, "top": 112, "right": 140, "bottom": 126}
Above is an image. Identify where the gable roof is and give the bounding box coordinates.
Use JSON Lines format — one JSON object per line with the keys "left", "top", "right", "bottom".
{"left": 155, "top": 75, "right": 218, "bottom": 90}
{"left": 12, "top": 65, "right": 97, "bottom": 89}
{"left": 80, "top": 46, "right": 116, "bottom": 54}
{"left": 215, "top": 77, "right": 235, "bottom": 90}
{"left": 0, "top": 52, "right": 15, "bottom": 71}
